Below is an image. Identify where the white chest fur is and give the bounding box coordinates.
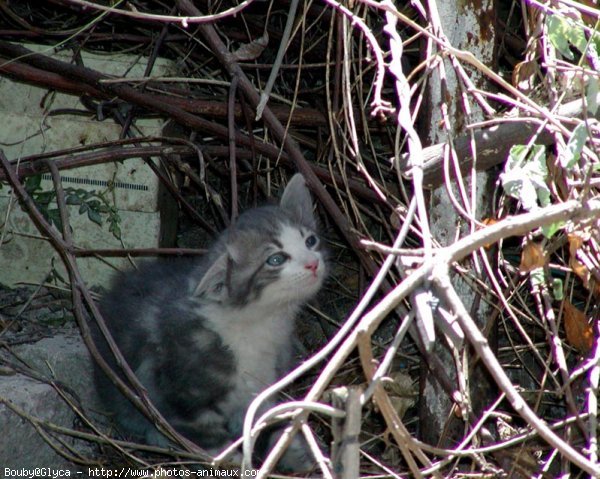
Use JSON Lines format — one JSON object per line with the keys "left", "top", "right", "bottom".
{"left": 201, "top": 302, "right": 297, "bottom": 415}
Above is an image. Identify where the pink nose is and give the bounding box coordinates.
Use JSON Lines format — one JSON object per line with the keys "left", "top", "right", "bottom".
{"left": 305, "top": 260, "right": 319, "bottom": 274}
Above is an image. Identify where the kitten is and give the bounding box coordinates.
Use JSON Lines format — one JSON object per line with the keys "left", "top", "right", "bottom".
{"left": 92, "top": 173, "right": 326, "bottom": 471}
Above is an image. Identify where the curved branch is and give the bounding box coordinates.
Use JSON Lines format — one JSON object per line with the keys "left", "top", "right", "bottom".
{"left": 58, "top": 0, "right": 257, "bottom": 25}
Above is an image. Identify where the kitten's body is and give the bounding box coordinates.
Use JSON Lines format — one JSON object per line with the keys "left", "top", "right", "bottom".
{"left": 93, "top": 175, "right": 325, "bottom": 470}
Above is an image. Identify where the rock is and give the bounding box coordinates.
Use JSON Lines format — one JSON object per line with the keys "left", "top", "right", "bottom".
{"left": 0, "top": 328, "right": 99, "bottom": 471}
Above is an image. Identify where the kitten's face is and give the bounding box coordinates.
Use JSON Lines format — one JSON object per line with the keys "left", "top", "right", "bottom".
{"left": 258, "top": 223, "right": 325, "bottom": 304}
{"left": 221, "top": 219, "right": 326, "bottom": 307}
{"left": 194, "top": 174, "right": 326, "bottom": 307}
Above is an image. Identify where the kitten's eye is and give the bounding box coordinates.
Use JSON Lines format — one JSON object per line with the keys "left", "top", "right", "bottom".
{"left": 266, "top": 253, "right": 287, "bottom": 267}
{"left": 305, "top": 235, "right": 318, "bottom": 249}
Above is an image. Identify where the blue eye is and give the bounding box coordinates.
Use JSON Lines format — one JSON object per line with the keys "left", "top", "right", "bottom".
{"left": 266, "top": 253, "right": 287, "bottom": 266}
{"left": 305, "top": 235, "right": 318, "bottom": 248}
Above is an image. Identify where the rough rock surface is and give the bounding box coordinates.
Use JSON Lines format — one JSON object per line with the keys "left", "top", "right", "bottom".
{"left": 0, "top": 328, "right": 100, "bottom": 472}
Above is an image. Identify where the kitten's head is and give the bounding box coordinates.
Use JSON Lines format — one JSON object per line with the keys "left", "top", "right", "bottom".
{"left": 194, "top": 174, "right": 326, "bottom": 307}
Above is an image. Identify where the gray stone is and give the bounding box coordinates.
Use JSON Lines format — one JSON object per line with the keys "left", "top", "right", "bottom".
{"left": 0, "top": 329, "right": 99, "bottom": 471}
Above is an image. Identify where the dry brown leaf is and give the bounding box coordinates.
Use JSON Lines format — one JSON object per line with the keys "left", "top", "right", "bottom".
{"left": 579, "top": 0, "right": 599, "bottom": 25}
{"left": 481, "top": 218, "right": 498, "bottom": 226}
{"left": 480, "top": 217, "right": 499, "bottom": 249}
{"left": 566, "top": 231, "right": 600, "bottom": 297}
{"left": 382, "top": 371, "right": 416, "bottom": 420}
{"left": 231, "top": 32, "right": 269, "bottom": 61}
{"left": 569, "top": 256, "right": 591, "bottom": 286}
{"left": 563, "top": 300, "right": 594, "bottom": 354}
{"left": 512, "top": 60, "right": 539, "bottom": 93}
{"left": 567, "top": 232, "right": 584, "bottom": 256}
{"left": 519, "top": 241, "right": 547, "bottom": 273}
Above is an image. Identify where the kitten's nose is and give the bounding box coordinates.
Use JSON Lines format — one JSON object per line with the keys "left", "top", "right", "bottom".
{"left": 305, "top": 259, "right": 319, "bottom": 275}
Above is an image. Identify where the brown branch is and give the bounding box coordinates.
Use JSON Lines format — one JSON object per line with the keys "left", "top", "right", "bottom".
{"left": 176, "top": 0, "right": 380, "bottom": 278}
{"left": 399, "top": 92, "right": 600, "bottom": 188}
{"left": 330, "top": 386, "right": 363, "bottom": 479}
{"left": 0, "top": 144, "right": 192, "bottom": 181}
{"left": 0, "top": 41, "right": 282, "bottom": 160}
{"left": 0, "top": 51, "right": 327, "bottom": 127}
{"left": 73, "top": 247, "right": 206, "bottom": 257}
{"left": 0, "top": 140, "right": 387, "bottom": 213}
{"left": 432, "top": 268, "right": 600, "bottom": 477}
{"left": 0, "top": 56, "right": 108, "bottom": 99}
{"left": 0, "top": 43, "right": 384, "bottom": 210}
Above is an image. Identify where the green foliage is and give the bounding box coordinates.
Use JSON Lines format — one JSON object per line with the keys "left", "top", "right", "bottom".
{"left": 501, "top": 145, "right": 564, "bottom": 238}
{"left": 25, "top": 176, "right": 122, "bottom": 240}
{"left": 501, "top": 145, "right": 550, "bottom": 210}
{"left": 562, "top": 122, "right": 588, "bottom": 168}
{"left": 25, "top": 174, "right": 42, "bottom": 194}
{"left": 541, "top": 220, "right": 565, "bottom": 240}
{"left": 552, "top": 278, "right": 564, "bottom": 301}
{"left": 546, "top": 15, "right": 599, "bottom": 60}
{"left": 587, "top": 76, "right": 599, "bottom": 115}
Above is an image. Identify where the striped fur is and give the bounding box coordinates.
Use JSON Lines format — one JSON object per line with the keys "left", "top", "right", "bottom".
{"left": 92, "top": 174, "right": 325, "bottom": 471}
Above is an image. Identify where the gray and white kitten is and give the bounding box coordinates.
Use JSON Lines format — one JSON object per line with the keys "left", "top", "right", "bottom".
{"left": 93, "top": 174, "right": 326, "bottom": 471}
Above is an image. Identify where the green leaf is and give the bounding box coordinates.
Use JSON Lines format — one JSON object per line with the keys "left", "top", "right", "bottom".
{"left": 109, "top": 221, "right": 121, "bottom": 240}
{"left": 565, "top": 21, "right": 588, "bottom": 54}
{"left": 49, "top": 265, "right": 67, "bottom": 285}
{"left": 501, "top": 145, "right": 550, "bottom": 211}
{"left": 548, "top": 14, "right": 600, "bottom": 62}
{"left": 35, "top": 191, "right": 55, "bottom": 205}
{"left": 87, "top": 208, "right": 103, "bottom": 226}
{"left": 24, "top": 174, "right": 42, "bottom": 194}
{"left": 552, "top": 278, "right": 564, "bottom": 301}
{"left": 65, "top": 194, "right": 83, "bottom": 205}
{"left": 529, "top": 267, "right": 546, "bottom": 287}
{"left": 547, "top": 16, "right": 575, "bottom": 59}
{"left": 542, "top": 220, "right": 565, "bottom": 239}
{"left": 79, "top": 203, "right": 89, "bottom": 214}
{"left": 47, "top": 209, "right": 62, "bottom": 230}
{"left": 562, "top": 122, "right": 588, "bottom": 168}
{"left": 547, "top": 15, "right": 593, "bottom": 59}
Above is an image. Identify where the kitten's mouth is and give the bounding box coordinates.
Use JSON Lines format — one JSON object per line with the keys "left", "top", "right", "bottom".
{"left": 297, "top": 273, "right": 322, "bottom": 291}
{"left": 308, "top": 271, "right": 325, "bottom": 286}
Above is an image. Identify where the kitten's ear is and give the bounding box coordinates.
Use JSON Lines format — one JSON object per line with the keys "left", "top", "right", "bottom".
{"left": 280, "top": 173, "right": 316, "bottom": 229}
{"left": 193, "top": 253, "right": 229, "bottom": 301}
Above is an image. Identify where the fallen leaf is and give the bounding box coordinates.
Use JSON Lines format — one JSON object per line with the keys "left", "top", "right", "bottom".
{"left": 481, "top": 218, "right": 499, "bottom": 226}
{"left": 563, "top": 300, "right": 594, "bottom": 354}
{"left": 519, "top": 241, "right": 547, "bottom": 273}
{"left": 569, "top": 256, "right": 591, "bottom": 287}
{"left": 383, "top": 371, "right": 416, "bottom": 421}
{"left": 512, "top": 60, "right": 538, "bottom": 93}
{"left": 232, "top": 32, "right": 269, "bottom": 61}
{"left": 481, "top": 217, "right": 499, "bottom": 249}
{"left": 567, "top": 232, "right": 598, "bottom": 296}
{"left": 567, "top": 232, "right": 584, "bottom": 256}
